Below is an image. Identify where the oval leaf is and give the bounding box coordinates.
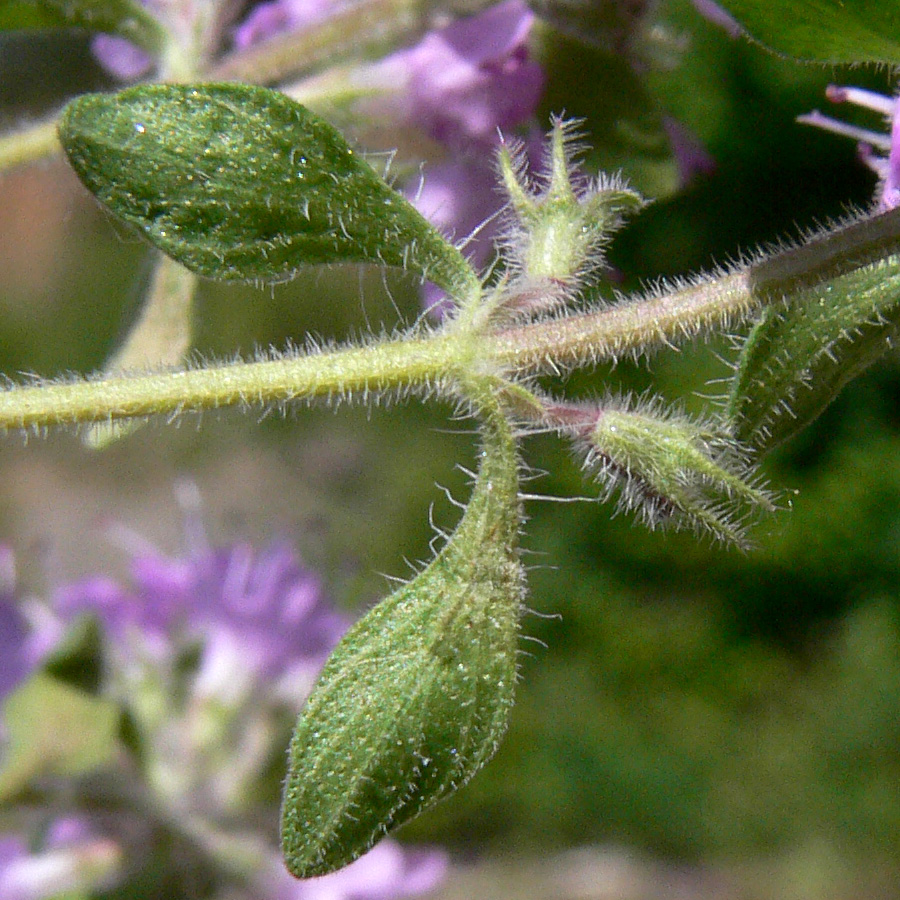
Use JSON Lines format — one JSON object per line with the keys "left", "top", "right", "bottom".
{"left": 728, "top": 255, "right": 900, "bottom": 453}
{"left": 59, "top": 83, "right": 479, "bottom": 295}
{"left": 0, "top": 0, "right": 166, "bottom": 54}
{"left": 713, "top": 0, "right": 900, "bottom": 64}
{"left": 281, "top": 411, "right": 523, "bottom": 878}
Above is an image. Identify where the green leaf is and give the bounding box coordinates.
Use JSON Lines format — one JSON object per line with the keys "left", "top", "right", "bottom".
{"left": 282, "top": 406, "right": 523, "bottom": 878}
{"left": 728, "top": 255, "right": 900, "bottom": 453}
{"left": 0, "top": 673, "right": 120, "bottom": 800}
{"left": 713, "top": 0, "right": 900, "bottom": 63}
{"left": 0, "top": 0, "right": 166, "bottom": 55}
{"left": 59, "top": 83, "right": 479, "bottom": 296}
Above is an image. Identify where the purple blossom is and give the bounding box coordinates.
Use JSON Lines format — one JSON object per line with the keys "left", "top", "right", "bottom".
{"left": 385, "top": 0, "right": 543, "bottom": 153}
{"left": 234, "top": 0, "right": 346, "bottom": 50}
{"left": 798, "top": 84, "right": 900, "bottom": 211}
{"left": 266, "top": 840, "right": 448, "bottom": 900}
{"left": 91, "top": 33, "right": 155, "bottom": 80}
{"left": 2, "top": 502, "right": 448, "bottom": 900}
{"left": 0, "top": 547, "right": 61, "bottom": 701}
{"left": 53, "top": 523, "right": 349, "bottom": 701}
{"left": 374, "top": 0, "right": 544, "bottom": 309}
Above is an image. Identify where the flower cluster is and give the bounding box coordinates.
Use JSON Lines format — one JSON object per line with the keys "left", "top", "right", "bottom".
{"left": 0, "top": 498, "right": 448, "bottom": 900}
{"left": 799, "top": 83, "right": 900, "bottom": 211}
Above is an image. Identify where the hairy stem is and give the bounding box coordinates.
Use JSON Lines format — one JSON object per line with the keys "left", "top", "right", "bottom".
{"left": 3, "top": 207, "right": 900, "bottom": 431}
{"left": 0, "top": 332, "right": 460, "bottom": 430}
{"left": 486, "top": 207, "right": 900, "bottom": 370}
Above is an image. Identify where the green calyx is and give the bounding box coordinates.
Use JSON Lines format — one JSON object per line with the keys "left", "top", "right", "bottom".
{"left": 586, "top": 405, "right": 773, "bottom": 546}
{"left": 498, "top": 119, "right": 644, "bottom": 289}
{"left": 281, "top": 395, "right": 523, "bottom": 878}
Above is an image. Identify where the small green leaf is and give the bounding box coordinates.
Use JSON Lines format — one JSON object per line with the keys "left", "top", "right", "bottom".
{"left": 728, "top": 255, "right": 900, "bottom": 453}
{"left": 59, "top": 83, "right": 479, "bottom": 296}
{"left": 0, "top": 673, "right": 120, "bottom": 800}
{"left": 0, "top": 0, "right": 166, "bottom": 55}
{"left": 713, "top": 0, "right": 900, "bottom": 64}
{"left": 281, "top": 406, "right": 523, "bottom": 878}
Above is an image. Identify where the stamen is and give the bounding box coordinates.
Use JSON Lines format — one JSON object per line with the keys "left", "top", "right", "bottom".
{"left": 825, "top": 84, "right": 895, "bottom": 116}
{"left": 857, "top": 142, "right": 889, "bottom": 178}
{"left": 797, "top": 110, "right": 892, "bottom": 151}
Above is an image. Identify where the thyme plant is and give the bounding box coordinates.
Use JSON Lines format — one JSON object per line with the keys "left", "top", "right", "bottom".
{"left": 3, "top": 0, "right": 900, "bottom": 894}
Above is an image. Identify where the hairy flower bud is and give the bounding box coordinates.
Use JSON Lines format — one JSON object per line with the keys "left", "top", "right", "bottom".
{"left": 578, "top": 398, "right": 773, "bottom": 546}
{"left": 281, "top": 409, "right": 523, "bottom": 878}
{"left": 497, "top": 118, "right": 644, "bottom": 312}
{"left": 729, "top": 254, "right": 900, "bottom": 453}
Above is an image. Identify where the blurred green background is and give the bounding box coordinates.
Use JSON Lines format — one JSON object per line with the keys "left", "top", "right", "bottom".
{"left": 3, "top": 2, "right": 900, "bottom": 896}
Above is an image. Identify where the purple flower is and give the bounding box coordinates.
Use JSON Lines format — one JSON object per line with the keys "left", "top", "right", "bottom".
{"left": 0, "top": 546, "right": 62, "bottom": 701}
{"left": 0, "top": 817, "right": 121, "bottom": 900}
{"left": 798, "top": 84, "right": 900, "bottom": 211}
{"left": 91, "top": 33, "right": 155, "bottom": 80}
{"left": 234, "top": 0, "right": 346, "bottom": 50}
{"left": 368, "top": 0, "right": 543, "bottom": 310}
{"left": 266, "top": 840, "right": 448, "bottom": 900}
{"left": 3, "top": 503, "right": 449, "bottom": 900}
{"left": 54, "top": 518, "right": 349, "bottom": 702}
{"left": 386, "top": 0, "right": 543, "bottom": 153}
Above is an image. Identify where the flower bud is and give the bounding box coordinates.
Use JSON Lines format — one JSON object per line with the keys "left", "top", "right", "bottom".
{"left": 281, "top": 415, "right": 523, "bottom": 878}
{"left": 497, "top": 118, "right": 644, "bottom": 311}
{"left": 729, "top": 254, "right": 900, "bottom": 453}
{"left": 579, "top": 398, "right": 773, "bottom": 546}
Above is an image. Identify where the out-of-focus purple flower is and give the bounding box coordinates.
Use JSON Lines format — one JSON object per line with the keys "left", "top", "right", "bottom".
{"left": 0, "top": 817, "right": 121, "bottom": 900}
{"left": 408, "top": 125, "right": 544, "bottom": 314}
{"left": 366, "top": 0, "right": 542, "bottom": 310}
{"left": 798, "top": 84, "right": 900, "bottom": 211}
{"left": 0, "top": 547, "right": 62, "bottom": 700}
{"left": 662, "top": 117, "right": 716, "bottom": 187}
{"left": 91, "top": 33, "right": 155, "bottom": 80}
{"left": 234, "top": 0, "right": 346, "bottom": 50}
{"left": 54, "top": 514, "right": 349, "bottom": 702}
{"left": 389, "top": 0, "right": 543, "bottom": 153}
{"left": 266, "top": 840, "right": 448, "bottom": 900}
{"left": 3, "top": 505, "right": 448, "bottom": 900}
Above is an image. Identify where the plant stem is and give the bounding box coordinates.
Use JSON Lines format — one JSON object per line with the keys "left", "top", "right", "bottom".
{"left": 3, "top": 207, "right": 900, "bottom": 431}
{"left": 0, "top": 120, "right": 59, "bottom": 171}
{"left": 0, "top": 332, "right": 460, "bottom": 430}
{"left": 485, "top": 207, "right": 900, "bottom": 370}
